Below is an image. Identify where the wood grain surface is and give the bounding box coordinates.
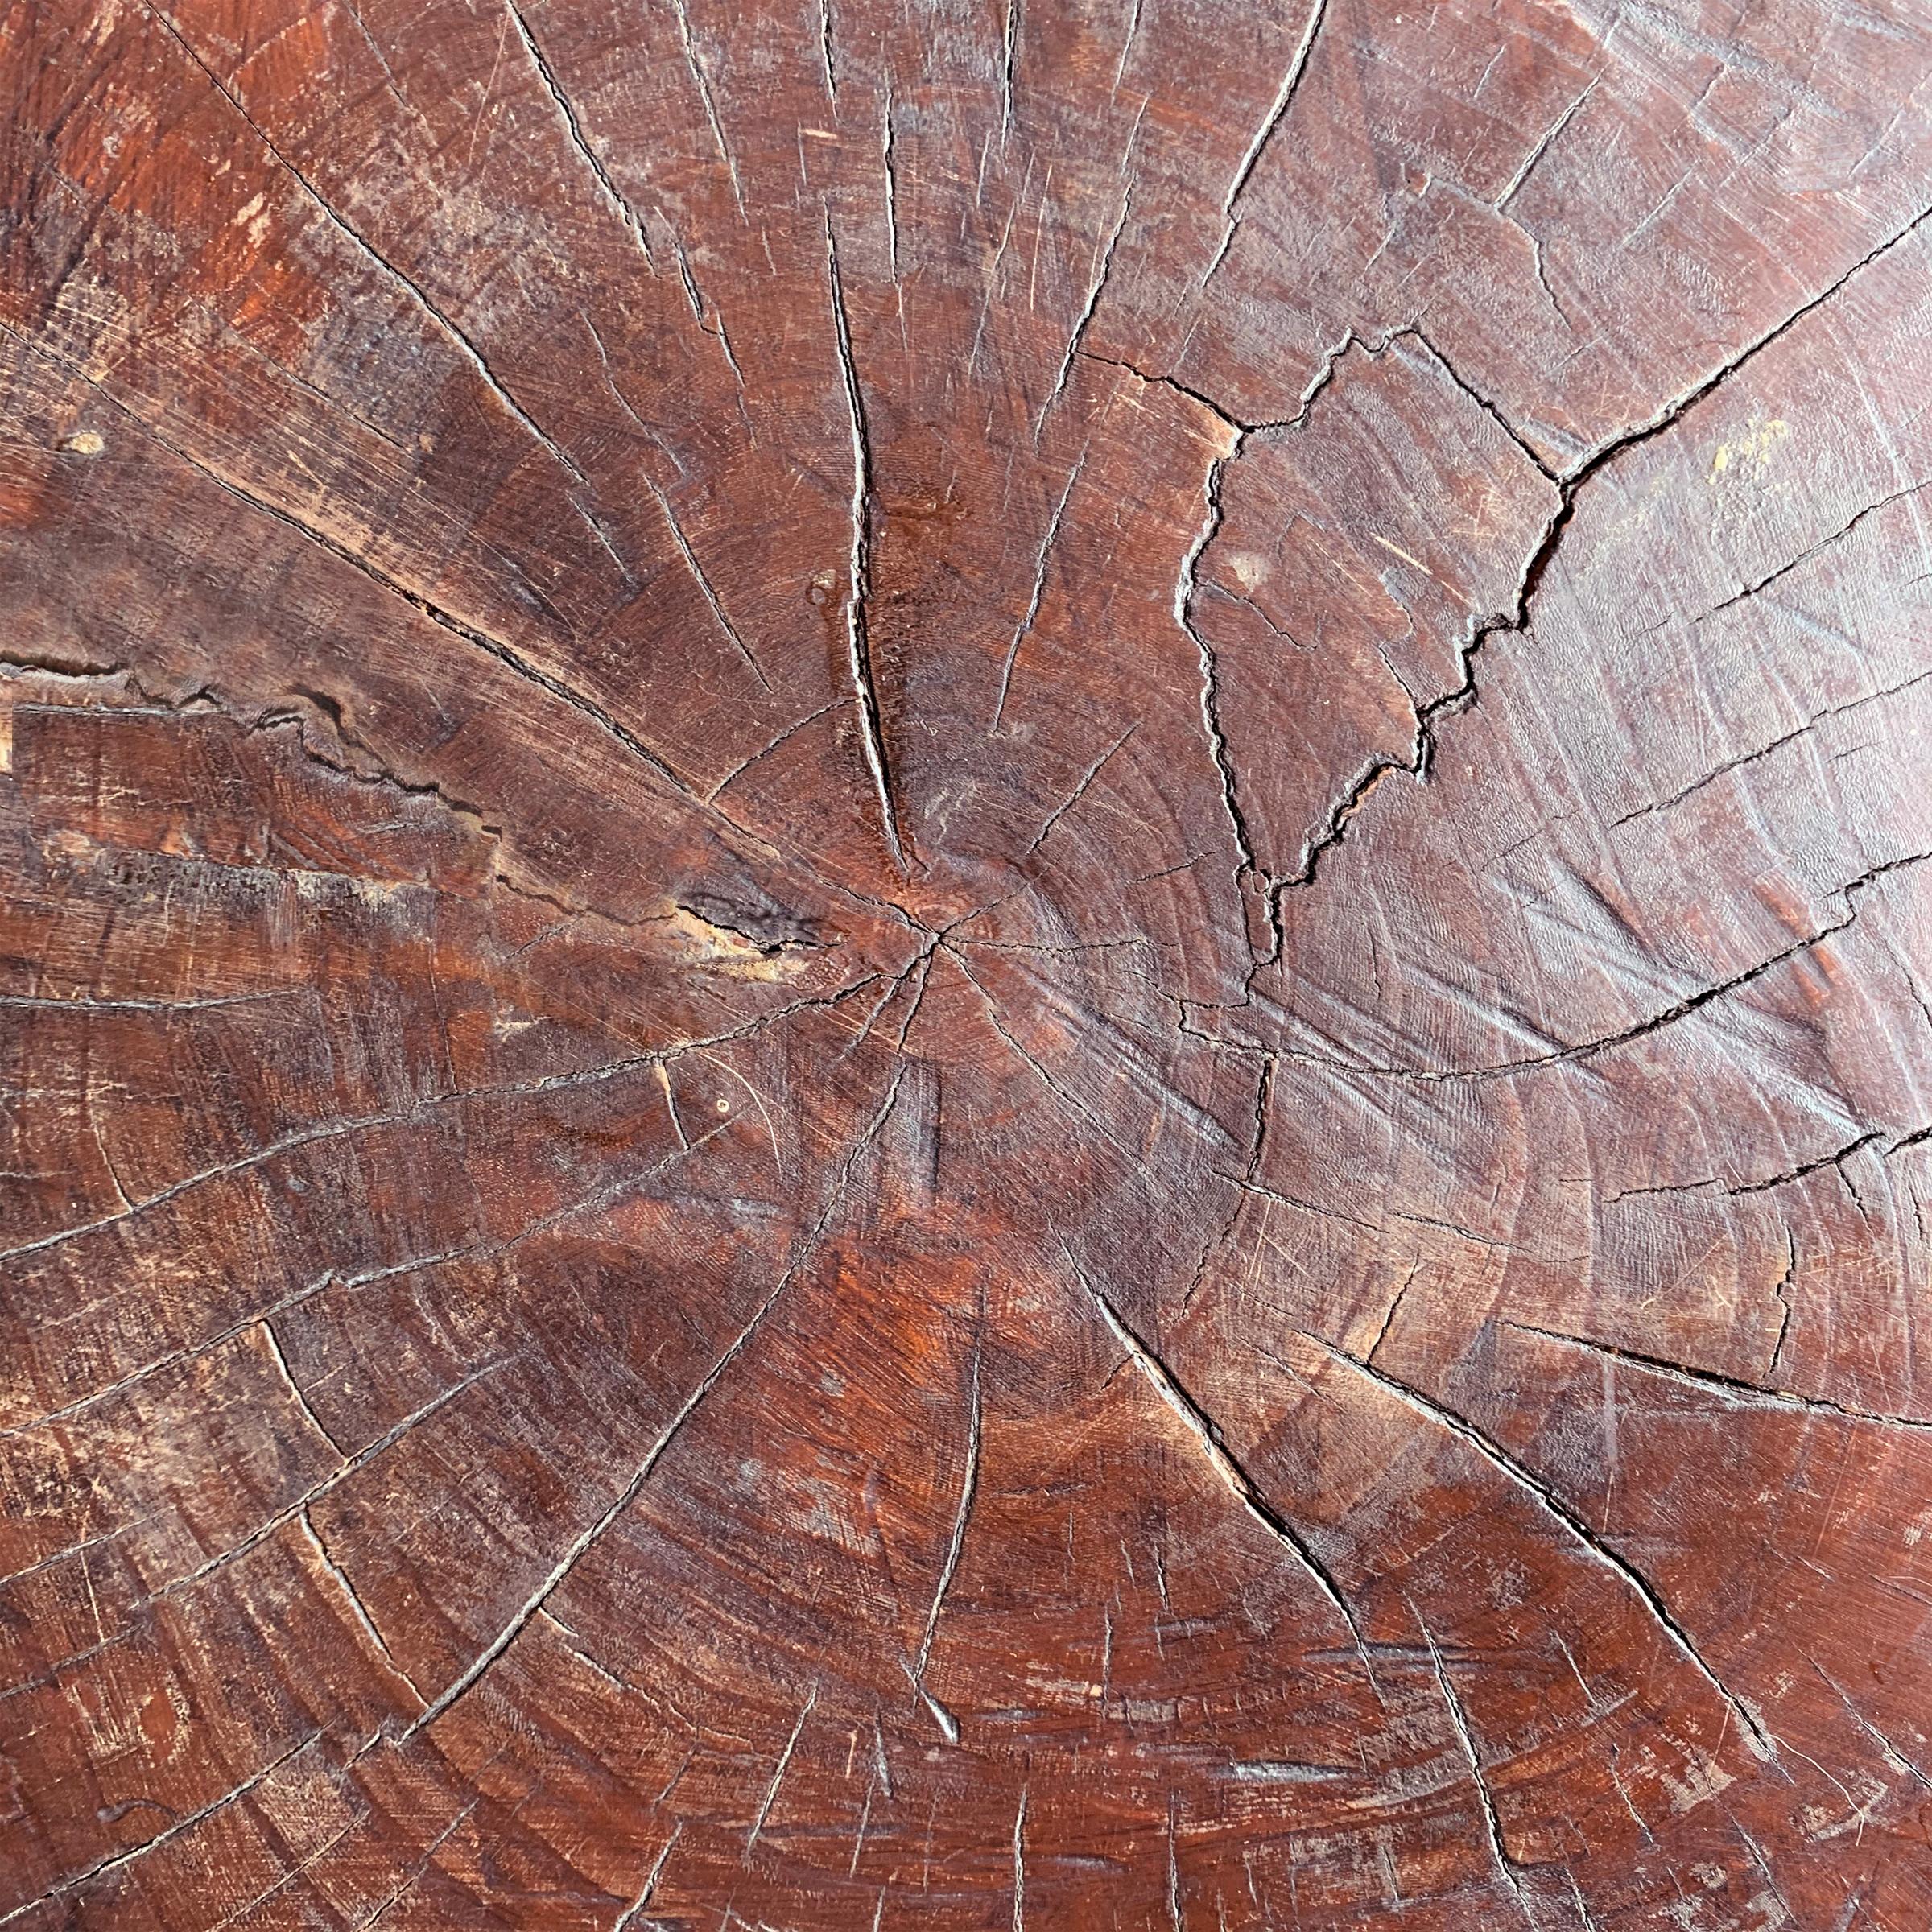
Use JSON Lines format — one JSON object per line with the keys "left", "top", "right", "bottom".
{"left": 4, "top": 0, "right": 1932, "bottom": 1924}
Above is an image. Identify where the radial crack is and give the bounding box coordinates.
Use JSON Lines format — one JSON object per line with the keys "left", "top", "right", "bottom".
{"left": 1769, "top": 1232, "right": 1798, "bottom": 1376}
{"left": 1496, "top": 79, "right": 1598, "bottom": 212}
{"left": 400, "top": 1301, "right": 784, "bottom": 1737}
{"left": 258, "top": 1319, "right": 345, "bottom": 1455}
{"left": 1067, "top": 1253, "right": 1377, "bottom": 1672}
{"left": 746, "top": 1686, "right": 818, "bottom": 1855}
{"left": 1001, "top": 0, "right": 1021, "bottom": 139}
{"left": 667, "top": 0, "right": 747, "bottom": 220}
{"left": 826, "top": 212, "right": 908, "bottom": 868}
{"left": 881, "top": 88, "right": 902, "bottom": 282}
{"left": 1011, "top": 1786, "right": 1028, "bottom": 1931}
{"left": 1268, "top": 849, "right": 1932, "bottom": 1084}
{"left": 151, "top": 1362, "right": 510, "bottom": 1607}
{"left": 1699, "top": 478, "right": 1932, "bottom": 622}
{"left": 646, "top": 479, "right": 771, "bottom": 689}
{"left": 993, "top": 452, "right": 1087, "bottom": 728}
{"left": 613, "top": 1825, "right": 683, "bottom": 1930}
{"left": 142, "top": 1, "right": 593, "bottom": 491}
{"left": 1613, "top": 666, "right": 1932, "bottom": 827}
{"left": 914, "top": 1346, "right": 983, "bottom": 1688}
{"left": 1308, "top": 1335, "right": 1774, "bottom": 1757}
{"left": 0, "top": 1731, "right": 323, "bottom": 1926}
{"left": 0, "top": 968, "right": 883, "bottom": 1274}
{"left": 1415, "top": 1610, "right": 1534, "bottom": 1922}
{"left": 1025, "top": 720, "right": 1138, "bottom": 857}
{"left": 402, "top": 1068, "right": 906, "bottom": 1736}
{"left": 818, "top": 0, "right": 837, "bottom": 97}
{"left": 298, "top": 1512, "right": 426, "bottom": 1704}
{"left": 503, "top": 0, "right": 655, "bottom": 263}
{"left": 1037, "top": 188, "right": 1133, "bottom": 443}
{"left": 1504, "top": 1321, "right": 1932, "bottom": 1435}
{"left": 1204, "top": 0, "right": 1329, "bottom": 278}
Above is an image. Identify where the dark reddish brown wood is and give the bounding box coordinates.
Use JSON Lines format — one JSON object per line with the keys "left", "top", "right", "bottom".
{"left": 4, "top": 0, "right": 1932, "bottom": 1923}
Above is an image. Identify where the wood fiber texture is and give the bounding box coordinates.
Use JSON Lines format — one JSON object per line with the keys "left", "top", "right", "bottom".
{"left": 4, "top": 0, "right": 1932, "bottom": 1925}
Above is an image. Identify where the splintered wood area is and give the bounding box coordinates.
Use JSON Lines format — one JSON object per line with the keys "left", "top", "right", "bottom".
{"left": 4, "top": 0, "right": 1932, "bottom": 1926}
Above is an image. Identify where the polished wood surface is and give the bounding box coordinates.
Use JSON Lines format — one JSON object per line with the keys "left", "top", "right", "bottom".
{"left": 4, "top": 0, "right": 1932, "bottom": 1923}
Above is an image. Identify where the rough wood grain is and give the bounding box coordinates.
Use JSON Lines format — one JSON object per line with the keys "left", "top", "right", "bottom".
{"left": 4, "top": 0, "right": 1932, "bottom": 1924}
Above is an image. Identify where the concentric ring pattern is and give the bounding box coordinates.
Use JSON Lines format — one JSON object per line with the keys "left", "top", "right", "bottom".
{"left": 4, "top": 0, "right": 1932, "bottom": 1925}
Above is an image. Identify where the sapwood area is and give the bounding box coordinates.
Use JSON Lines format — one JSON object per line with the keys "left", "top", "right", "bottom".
{"left": 4, "top": 0, "right": 1932, "bottom": 1925}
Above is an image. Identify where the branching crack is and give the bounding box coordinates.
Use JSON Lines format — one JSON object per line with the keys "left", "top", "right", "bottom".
{"left": 1, "top": 320, "right": 700, "bottom": 810}
{"left": 0, "top": 970, "right": 886, "bottom": 1269}
{"left": 1078, "top": 344, "right": 1324, "bottom": 441}
{"left": 1269, "top": 196, "right": 1932, "bottom": 912}
{"left": 1136, "top": 326, "right": 1434, "bottom": 968}
{"left": 1174, "top": 438, "right": 1268, "bottom": 943}
{"left": 175, "top": 1361, "right": 511, "bottom": 1604}
{"left": 1182, "top": 1057, "right": 1273, "bottom": 1317}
